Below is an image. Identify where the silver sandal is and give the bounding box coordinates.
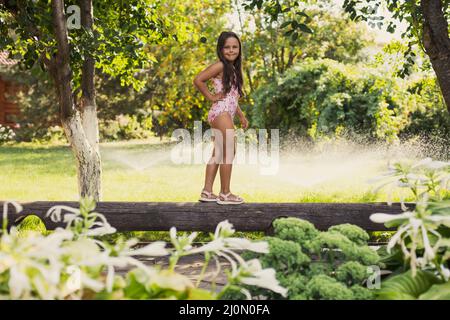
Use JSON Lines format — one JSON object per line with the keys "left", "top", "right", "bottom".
{"left": 216, "top": 192, "right": 244, "bottom": 205}
{"left": 199, "top": 189, "right": 218, "bottom": 202}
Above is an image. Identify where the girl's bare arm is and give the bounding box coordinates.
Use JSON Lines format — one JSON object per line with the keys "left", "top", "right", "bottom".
{"left": 193, "top": 61, "right": 224, "bottom": 102}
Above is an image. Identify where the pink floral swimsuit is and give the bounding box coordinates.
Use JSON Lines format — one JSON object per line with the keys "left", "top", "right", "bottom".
{"left": 207, "top": 77, "right": 240, "bottom": 124}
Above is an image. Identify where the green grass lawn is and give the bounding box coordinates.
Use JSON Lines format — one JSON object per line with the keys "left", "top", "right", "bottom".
{"left": 1, "top": 137, "right": 415, "bottom": 203}
{"left": 2, "top": 137, "right": 431, "bottom": 242}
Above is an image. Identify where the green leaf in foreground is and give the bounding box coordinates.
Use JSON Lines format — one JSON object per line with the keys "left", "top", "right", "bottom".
{"left": 16, "top": 214, "right": 47, "bottom": 236}
{"left": 376, "top": 270, "right": 442, "bottom": 300}
{"left": 418, "top": 282, "right": 450, "bottom": 300}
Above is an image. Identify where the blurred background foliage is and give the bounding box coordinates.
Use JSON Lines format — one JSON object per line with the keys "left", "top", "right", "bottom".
{"left": 0, "top": 0, "right": 448, "bottom": 144}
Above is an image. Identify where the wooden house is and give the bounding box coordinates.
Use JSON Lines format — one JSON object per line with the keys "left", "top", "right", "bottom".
{"left": 0, "top": 52, "right": 20, "bottom": 127}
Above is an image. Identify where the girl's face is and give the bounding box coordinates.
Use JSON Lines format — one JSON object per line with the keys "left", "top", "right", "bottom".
{"left": 222, "top": 37, "right": 240, "bottom": 62}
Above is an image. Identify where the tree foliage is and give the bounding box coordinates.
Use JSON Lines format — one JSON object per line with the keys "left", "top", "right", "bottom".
{"left": 0, "top": 0, "right": 229, "bottom": 140}
{"left": 239, "top": 2, "right": 374, "bottom": 90}
{"left": 342, "top": 0, "right": 450, "bottom": 77}
{"left": 0, "top": 0, "right": 176, "bottom": 91}
{"left": 243, "top": 0, "right": 450, "bottom": 113}
{"left": 251, "top": 58, "right": 450, "bottom": 142}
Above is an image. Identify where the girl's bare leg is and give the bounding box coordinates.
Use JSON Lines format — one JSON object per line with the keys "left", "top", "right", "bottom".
{"left": 211, "top": 112, "right": 236, "bottom": 195}
{"left": 203, "top": 144, "right": 219, "bottom": 192}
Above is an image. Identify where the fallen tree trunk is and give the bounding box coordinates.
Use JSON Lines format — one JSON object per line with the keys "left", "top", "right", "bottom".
{"left": 2, "top": 201, "right": 410, "bottom": 232}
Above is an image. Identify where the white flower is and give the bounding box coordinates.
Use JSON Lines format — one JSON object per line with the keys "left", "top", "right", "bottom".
{"left": 149, "top": 270, "right": 194, "bottom": 292}
{"left": 123, "top": 241, "right": 168, "bottom": 257}
{"left": 46, "top": 205, "right": 80, "bottom": 223}
{"left": 406, "top": 173, "right": 420, "bottom": 180}
{"left": 370, "top": 211, "right": 413, "bottom": 224}
{"left": 78, "top": 270, "right": 105, "bottom": 292}
{"left": 170, "top": 227, "right": 198, "bottom": 251}
{"left": 440, "top": 265, "right": 450, "bottom": 281}
{"left": 188, "top": 238, "right": 225, "bottom": 254}
{"left": 62, "top": 213, "right": 83, "bottom": 225}
{"left": 386, "top": 224, "right": 410, "bottom": 253}
{"left": 188, "top": 237, "right": 269, "bottom": 256}
{"left": 440, "top": 175, "right": 450, "bottom": 190}
{"left": 8, "top": 266, "right": 31, "bottom": 299}
{"left": 46, "top": 204, "right": 118, "bottom": 237}
{"left": 170, "top": 227, "right": 177, "bottom": 243}
{"left": 214, "top": 220, "right": 235, "bottom": 238}
{"left": 238, "top": 259, "right": 288, "bottom": 297}
{"left": 421, "top": 225, "right": 435, "bottom": 261}
{"left": 173, "top": 220, "right": 274, "bottom": 298}
{"left": 0, "top": 227, "right": 75, "bottom": 299}
{"left": 85, "top": 224, "right": 116, "bottom": 237}
{"left": 64, "top": 238, "right": 106, "bottom": 266}
{"left": 224, "top": 238, "right": 269, "bottom": 253}
{"left": 239, "top": 288, "right": 252, "bottom": 300}
{"left": 100, "top": 239, "right": 169, "bottom": 292}
{"left": 428, "top": 215, "right": 450, "bottom": 226}
{"left": 216, "top": 250, "right": 239, "bottom": 276}
{"left": 397, "top": 181, "right": 411, "bottom": 188}
{"left": 128, "top": 268, "right": 193, "bottom": 293}
{"left": 410, "top": 218, "right": 422, "bottom": 233}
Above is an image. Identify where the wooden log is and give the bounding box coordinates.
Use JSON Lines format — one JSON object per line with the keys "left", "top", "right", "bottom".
{"left": 0, "top": 201, "right": 410, "bottom": 232}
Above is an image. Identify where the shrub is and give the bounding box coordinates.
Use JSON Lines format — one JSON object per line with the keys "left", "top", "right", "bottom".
{"left": 328, "top": 224, "right": 370, "bottom": 246}
{"left": 242, "top": 217, "right": 379, "bottom": 300}
{"left": 305, "top": 275, "right": 353, "bottom": 300}
{"left": 0, "top": 124, "right": 15, "bottom": 144}
{"left": 369, "top": 158, "right": 450, "bottom": 299}
{"left": 42, "top": 126, "right": 67, "bottom": 144}
{"left": 99, "top": 114, "right": 153, "bottom": 141}
{"left": 250, "top": 59, "right": 449, "bottom": 142}
{"left": 272, "top": 217, "right": 319, "bottom": 248}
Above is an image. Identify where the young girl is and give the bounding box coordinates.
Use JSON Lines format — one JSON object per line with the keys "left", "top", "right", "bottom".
{"left": 193, "top": 31, "right": 249, "bottom": 205}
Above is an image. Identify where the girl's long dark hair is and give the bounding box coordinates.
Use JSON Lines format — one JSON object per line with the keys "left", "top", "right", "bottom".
{"left": 216, "top": 31, "right": 245, "bottom": 98}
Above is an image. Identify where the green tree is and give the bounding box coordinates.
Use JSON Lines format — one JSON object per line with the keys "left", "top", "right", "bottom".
{"left": 142, "top": 0, "right": 231, "bottom": 135}
{"left": 342, "top": 0, "right": 450, "bottom": 113}
{"left": 0, "top": 0, "right": 187, "bottom": 199}
{"left": 251, "top": 58, "right": 450, "bottom": 142}
{"left": 91, "top": 0, "right": 231, "bottom": 137}
{"left": 235, "top": 0, "right": 373, "bottom": 96}
{"left": 5, "top": 0, "right": 232, "bottom": 140}
{"left": 243, "top": 0, "right": 450, "bottom": 113}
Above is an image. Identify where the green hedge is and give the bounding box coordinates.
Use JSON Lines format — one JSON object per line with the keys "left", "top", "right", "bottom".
{"left": 250, "top": 58, "right": 450, "bottom": 142}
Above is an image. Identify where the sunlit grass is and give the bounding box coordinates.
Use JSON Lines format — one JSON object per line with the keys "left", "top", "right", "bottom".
{"left": 3, "top": 137, "right": 436, "bottom": 242}
{"left": 1, "top": 138, "right": 417, "bottom": 203}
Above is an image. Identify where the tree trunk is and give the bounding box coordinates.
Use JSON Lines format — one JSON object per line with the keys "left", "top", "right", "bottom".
{"left": 51, "top": 0, "right": 101, "bottom": 200}
{"left": 61, "top": 114, "right": 102, "bottom": 200}
{"left": 421, "top": 0, "right": 450, "bottom": 113}
{"left": 80, "top": 0, "right": 102, "bottom": 198}
{"left": 245, "top": 68, "right": 254, "bottom": 94}
{"left": 287, "top": 49, "right": 297, "bottom": 69}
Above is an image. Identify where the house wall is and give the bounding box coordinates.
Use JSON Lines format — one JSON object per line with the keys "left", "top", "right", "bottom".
{"left": 0, "top": 76, "right": 20, "bottom": 126}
